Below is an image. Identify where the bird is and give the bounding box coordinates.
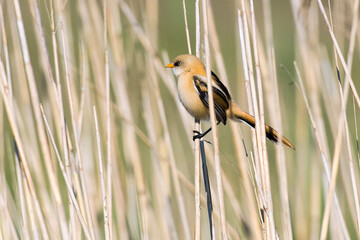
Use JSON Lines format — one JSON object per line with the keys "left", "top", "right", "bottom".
{"left": 165, "top": 54, "right": 295, "bottom": 149}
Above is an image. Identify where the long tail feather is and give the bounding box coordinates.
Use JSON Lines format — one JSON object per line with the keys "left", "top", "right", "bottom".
{"left": 228, "top": 102, "right": 295, "bottom": 149}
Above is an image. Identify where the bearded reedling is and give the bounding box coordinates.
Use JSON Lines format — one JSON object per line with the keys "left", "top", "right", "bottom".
{"left": 166, "top": 54, "right": 295, "bottom": 149}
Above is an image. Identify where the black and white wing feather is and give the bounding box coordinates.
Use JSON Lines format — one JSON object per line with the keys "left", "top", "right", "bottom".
{"left": 193, "top": 74, "right": 230, "bottom": 124}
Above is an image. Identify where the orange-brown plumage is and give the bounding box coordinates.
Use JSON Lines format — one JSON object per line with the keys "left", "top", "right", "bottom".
{"left": 166, "top": 54, "right": 295, "bottom": 149}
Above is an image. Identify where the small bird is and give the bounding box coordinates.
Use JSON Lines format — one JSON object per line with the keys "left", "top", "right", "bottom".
{"left": 166, "top": 54, "right": 295, "bottom": 149}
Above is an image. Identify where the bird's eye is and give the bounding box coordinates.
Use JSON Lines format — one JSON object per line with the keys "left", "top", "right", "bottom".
{"left": 174, "top": 61, "right": 182, "bottom": 67}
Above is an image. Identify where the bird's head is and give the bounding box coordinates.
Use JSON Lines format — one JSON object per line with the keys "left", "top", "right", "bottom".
{"left": 166, "top": 54, "right": 205, "bottom": 77}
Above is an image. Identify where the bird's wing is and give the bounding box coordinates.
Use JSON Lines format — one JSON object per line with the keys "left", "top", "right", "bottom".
{"left": 193, "top": 75, "right": 229, "bottom": 124}
{"left": 211, "top": 71, "right": 231, "bottom": 100}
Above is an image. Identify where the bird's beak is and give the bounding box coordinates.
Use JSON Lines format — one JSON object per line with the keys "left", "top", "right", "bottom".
{"left": 166, "top": 63, "right": 174, "bottom": 68}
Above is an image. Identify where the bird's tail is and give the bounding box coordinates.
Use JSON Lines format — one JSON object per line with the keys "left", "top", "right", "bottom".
{"left": 228, "top": 102, "right": 295, "bottom": 149}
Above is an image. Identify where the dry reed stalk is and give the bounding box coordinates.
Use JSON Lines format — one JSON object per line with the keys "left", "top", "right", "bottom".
{"left": 341, "top": 0, "right": 360, "bottom": 234}
{"left": 115, "top": 0, "right": 190, "bottom": 130}
{"left": 13, "top": 0, "right": 65, "bottom": 238}
{"left": 49, "top": 0, "right": 70, "bottom": 200}
{"left": 206, "top": 3, "right": 261, "bottom": 238}
{"left": 182, "top": 0, "right": 192, "bottom": 55}
{"left": 238, "top": 8, "right": 275, "bottom": 240}
{"left": 173, "top": 160, "right": 237, "bottom": 239}
{"left": 217, "top": 162, "right": 247, "bottom": 238}
{"left": 113, "top": 112, "right": 241, "bottom": 239}
{"left": 31, "top": 0, "right": 61, "bottom": 141}
{"left": 51, "top": 1, "right": 77, "bottom": 236}
{"left": 142, "top": 88, "right": 178, "bottom": 239}
{"left": 208, "top": 8, "right": 252, "bottom": 237}
{"left": 337, "top": 77, "right": 358, "bottom": 238}
{"left": 0, "top": 56, "right": 48, "bottom": 240}
{"left": 251, "top": 0, "right": 294, "bottom": 237}
{"left": 15, "top": 155, "right": 30, "bottom": 240}
{"left": 116, "top": 0, "right": 193, "bottom": 135}
{"left": 108, "top": 3, "right": 154, "bottom": 237}
{"left": 111, "top": 94, "right": 240, "bottom": 239}
{"left": 193, "top": 0, "right": 202, "bottom": 239}
{"left": 316, "top": 1, "right": 360, "bottom": 110}
{"left": 54, "top": 0, "right": 96, "bottom": 238}
{"left": 195, "top": 0, "right": 201, "bottom": 58}
{"left": 179, "top": 1, "right": 205, "bottom": 239}
{"left": 109, "top": 1, "right": 193, "bottom": 141}
{"left": 4, "top": 193, "right": 19, "bottom": 239}
{"left": 237, "top": 1, "right": 260, "bottom": 204}
{"left": 24, "top": 180, "right": 37, "bottom": 239}
{"left": 294, "top": 61, "right": 347, "bottom": 239}
{"left": 33, "top": 1, "right": 69, "bottom": 238}
{"left": 93, "top": 106, "right": 110, "bottom": 240}
{"left": 0, "top": 3, "right": 11, "bottom": 97}
{"left": 73, "top": 43, "right": 85, "bottom": 239}
{"left": 0, "top": 3, "right": 27, "bottom": 239}
{"left": 238, "top": 2, "right": 263, "bottom": 214}
{"left": 107, "top": 101, "right": 241, "bottom": 239}
{"left": 113, "top": 53, "right": 150, "bottom": 239}
{"left": 107, "top": 5, "right": 138, "bottom": 239}
{"left": 119, "top": 1, "right": 206, "bottom": 237}
{"left": 269, "top": 48, "right": 293, "bottom": 239}
{"left": 326, "top": 3, "right": 360, "bottom": 235}
{"left": 316, "top": 0, "right": 360, "bottom": 238}
{"left": 117, "top": 2, "right": 194, "bottom": 239}
{"left": 247, "top": 1, "right": 279, "bottom": 239}
{"left": 249, "top": 0, "right": 269, "bottom": 182}
{"left": 239, "top": 0, "right": 264, "bottom": 182}
{"left": 0, "top": 110, "right": 3, "bottom": 238}
{"left": 40, "top": 104, "right": 92, "bottom": 239}
{"left": 142, "top": 0, "right": 164, "bottom": 233}
{"left": 103, "top": 0, "right": 113, "bottom": 238}
{"left": 201, "top": 0, "right": 228, "bottom": 238}
{"left": 107, "top": 4, "right": 152, "bottom": 143}
{"left": 248, "top": 151, "right": 277, "bottom": 238}
{"left": 147, "top": 55, "right": 191, "bottom": 239}
{"left": 111, "top": 157, "right": 129, "bottom": 239}
{"left": 177, "top": 171, "right": 240, "bottom": 240}
{"left": 194, "top": 125, "right": 202, "bottom": 240}
{"left": 77, "top": 43, "right": 87, "bottom": 142}
{"left": 102, "top": 59, "right": 128, "bottom": 239}
{"left": 318, "top": 52, "right": 349, "bottom": 238}
{"left": 0, "top": 160, "right": 17, "bottom": 239}
{"left": 144, "top": 54, "right": 174, "bottom": 239}
{"left": 290, "top": 2, "right": 350, "bottom": 237}
{"left": 254, "top": 0, "right": 293, "bottom": 237}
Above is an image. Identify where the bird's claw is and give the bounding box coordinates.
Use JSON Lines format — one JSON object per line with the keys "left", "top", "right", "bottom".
{"left": 193, "top": 131, "right": 203, "bottom": 141}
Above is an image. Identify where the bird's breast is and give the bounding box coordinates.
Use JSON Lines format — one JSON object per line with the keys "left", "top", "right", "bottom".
{"left": 177, "top": 76, "right": 209, "bottom": 121}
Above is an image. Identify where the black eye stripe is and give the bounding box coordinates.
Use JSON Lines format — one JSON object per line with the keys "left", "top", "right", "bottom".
{"left": 174, "top": 61, "right": 182, "bottom": 66}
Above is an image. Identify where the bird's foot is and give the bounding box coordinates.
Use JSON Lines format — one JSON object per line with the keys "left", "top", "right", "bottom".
{"left": 192, "top": 127, "right": 213, "bottom": 141}
{"left": 193, "top": 131, "right": 205, "bottom": 141}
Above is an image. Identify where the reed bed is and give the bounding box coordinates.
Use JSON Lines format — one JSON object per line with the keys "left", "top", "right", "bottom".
{"left": 0, "top": 0, "right": 359, "bottom": 239}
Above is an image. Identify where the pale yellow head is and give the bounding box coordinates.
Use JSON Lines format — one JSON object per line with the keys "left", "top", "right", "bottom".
{"left": 165, "top": 54, "right": 206, "bottom": 77}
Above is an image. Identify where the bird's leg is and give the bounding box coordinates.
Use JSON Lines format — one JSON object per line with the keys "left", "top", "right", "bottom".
{"left": 192, "top": 121, "right": 220, "bottom": 141}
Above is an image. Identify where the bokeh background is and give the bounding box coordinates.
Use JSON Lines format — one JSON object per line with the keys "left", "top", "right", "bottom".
{"left": 0, "top": 0, "right": 359, "bottom": 239}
